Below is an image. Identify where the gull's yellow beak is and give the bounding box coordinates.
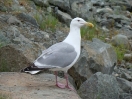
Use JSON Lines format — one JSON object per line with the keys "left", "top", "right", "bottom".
{"left": 85, "top": 22, "right": 94, "bottom": 28}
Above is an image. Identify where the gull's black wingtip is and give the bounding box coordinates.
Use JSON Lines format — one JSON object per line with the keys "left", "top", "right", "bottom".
{"left": 20, "top": 63, "right": 36, "bottom": 73}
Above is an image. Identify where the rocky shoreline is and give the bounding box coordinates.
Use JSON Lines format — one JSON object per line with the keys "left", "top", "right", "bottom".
{"left": 0, "top": 0, "right": 132, "bottom": 99}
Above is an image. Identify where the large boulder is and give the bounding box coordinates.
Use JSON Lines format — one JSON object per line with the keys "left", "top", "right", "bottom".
{"left": 0, "top": 72, "right": 81, "bottom": 99}
{"left": 69, "top": 38, "right": 117, "bottom": 89}
{"left": 0, "top": 17, "right": 48, "bottom": 71}
{"left": 78, "top": 72, "right": 120, "bottom": 99}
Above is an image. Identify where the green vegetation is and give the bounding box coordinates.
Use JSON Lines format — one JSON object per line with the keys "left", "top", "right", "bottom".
{"left": 0, "top": 0, "right": 12, "bottom": 7}
{"left": 0, "top": 94, "right": 9, "bottom": 99}
{"left": 34, "top": 12, "right": 59, "bottom": 31}
{"left": 81, "top": 20, "right": 105, "bottom": 41}
{"left": 0, "top": 43, "right": 3, "bottom": 48}
{"left": 0, "top": 59, "right": 10, "bottom": 72}
{"left": 113, "top": 46, "right": 125, "bottom": 63}
{"left": 81, "top": 20, "right": 128, "bottom": 64}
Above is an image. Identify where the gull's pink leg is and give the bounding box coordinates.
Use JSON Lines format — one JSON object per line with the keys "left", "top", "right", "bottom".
{"left": 54, "top": 71, "right": 66, "bottom": 88}
{"left": 65, "top": 73, "right": 75, "bottom": 90}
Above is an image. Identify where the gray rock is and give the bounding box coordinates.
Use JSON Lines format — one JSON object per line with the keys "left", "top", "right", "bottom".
{"left": 96, "top": 7, "right": 113, "bottom": 14}
{"left": 111, "top": 34, "right": 130, "bottom": 49}
{"left": 119, "top": 29, "right": 132, "bottom": 39}
{"left": 78, "top": 72, "right": 120, "bottom": 99}
{"left": 115, "top": 23, "right": 123, "bottom": 28}
{"left": 47, "top": 6, "right": 52, "bottom": 12}
{"left": 107, "top": 15, "right": 131, "bottom": 22}
{"left": 121, "top": 72, "right": 132, "bottom": 81}
{"left": 69, "top": 38, "right": 117, "bottom": 88}
{"left": 0, "top": 4, "right": 7, "bottom": 12}
{"left": 116, "top": 77, "right": 132, "bottom": 93}
{"left": 124, "top": 54, "right": 132, "bottom": 61}
{"left": 13, "top": 37, "right": 22, "bottom": 44}
{"left": 17, "top": 13, "right": 39, "bottom": 27}
{"left": 113, "top": 6, "right": 122, "bottom": 14}
{"left": 49, "top": 0, "right": 70, "bottom": 12}
{"left": 55, "top": 9, "right": 72, "bottom": 26}
{"left": 100, "top": 19, "right": 115, "bottom": 29}
{"left": 32, "top": 0, "right": 49, "bottom": 7}
{"left": 86, "top": 38, "right": 117, "bottom": 73}
{"left": 114, "top": 67, "right": 132, "bottom": 80}
{"left": 0, "top": 45, "right": 30, "bottom": 72}
{"left": 7, "top": 16, "right": 22, "bottom": 26}
{"left": 70, "top": 1, "right": 94, "bottom": 19}
{"left": 11, "top": 3, "right": 27, "bottom": 12}
{"left": 0, "top": 72, "right": 81, "bottom": 99}
{"left": 91, "top": 0, "right": 105, "bottom": 6}
{"left": 0, "top": 31, "right": 10, "bottom": 46}
{"left": 28, "top": 0, "right": 37, "bottom": 9}
{"left": 6, "top": 26, "right": 20, "bottom": 39}
{"left": 119, "top": 93, "right": 132, "bottom": 99}
{"left": 55, "top": 31, "right": 67, "bottom": 42}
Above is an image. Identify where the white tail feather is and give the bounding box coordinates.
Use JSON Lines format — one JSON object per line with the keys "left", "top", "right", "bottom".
{"left": 25, "top": 71, "right": 40, "bottom": 74}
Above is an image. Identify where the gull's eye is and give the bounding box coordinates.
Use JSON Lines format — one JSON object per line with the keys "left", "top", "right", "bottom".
{"left": 77, "top": 20, "right": 80, "bottom": 22}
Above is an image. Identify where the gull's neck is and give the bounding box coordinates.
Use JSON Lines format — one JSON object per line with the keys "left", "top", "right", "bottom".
{"left": 63, "top": 26, "right": 81, "bottom": 52}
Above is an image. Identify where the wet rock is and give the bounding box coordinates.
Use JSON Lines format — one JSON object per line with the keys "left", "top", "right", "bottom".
{"left": 78, "top": 72, "right": 120, "bottom": 99}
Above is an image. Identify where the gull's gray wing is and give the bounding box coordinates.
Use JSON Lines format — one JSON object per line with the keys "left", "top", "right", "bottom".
{"left": 34, "top": 42, "right": 77, "bottom": 68}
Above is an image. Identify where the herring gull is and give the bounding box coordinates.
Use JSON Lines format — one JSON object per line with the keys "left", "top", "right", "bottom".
{"left": 21, "top": 17, "right": 94, "bottom": 90}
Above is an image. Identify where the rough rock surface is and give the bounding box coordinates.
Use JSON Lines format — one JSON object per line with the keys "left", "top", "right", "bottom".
{"left": 0, "top": 0, "right": 132, "bottom": 98}
{"left": 0, "top": 72, "right": 81, "bottom": 99}
{"left": 69, "top": 38, "right": 117, "bottom": 88}
{"left": 111, "top": 34, "right": 130, "bottom": 49}
{"left": 78, "top": 72, "right": 120, "bottom": 99}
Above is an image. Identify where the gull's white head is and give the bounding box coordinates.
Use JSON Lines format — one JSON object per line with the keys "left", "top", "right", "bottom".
{"left": 70, "top": 17, "right": 94, "bottom": 28}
